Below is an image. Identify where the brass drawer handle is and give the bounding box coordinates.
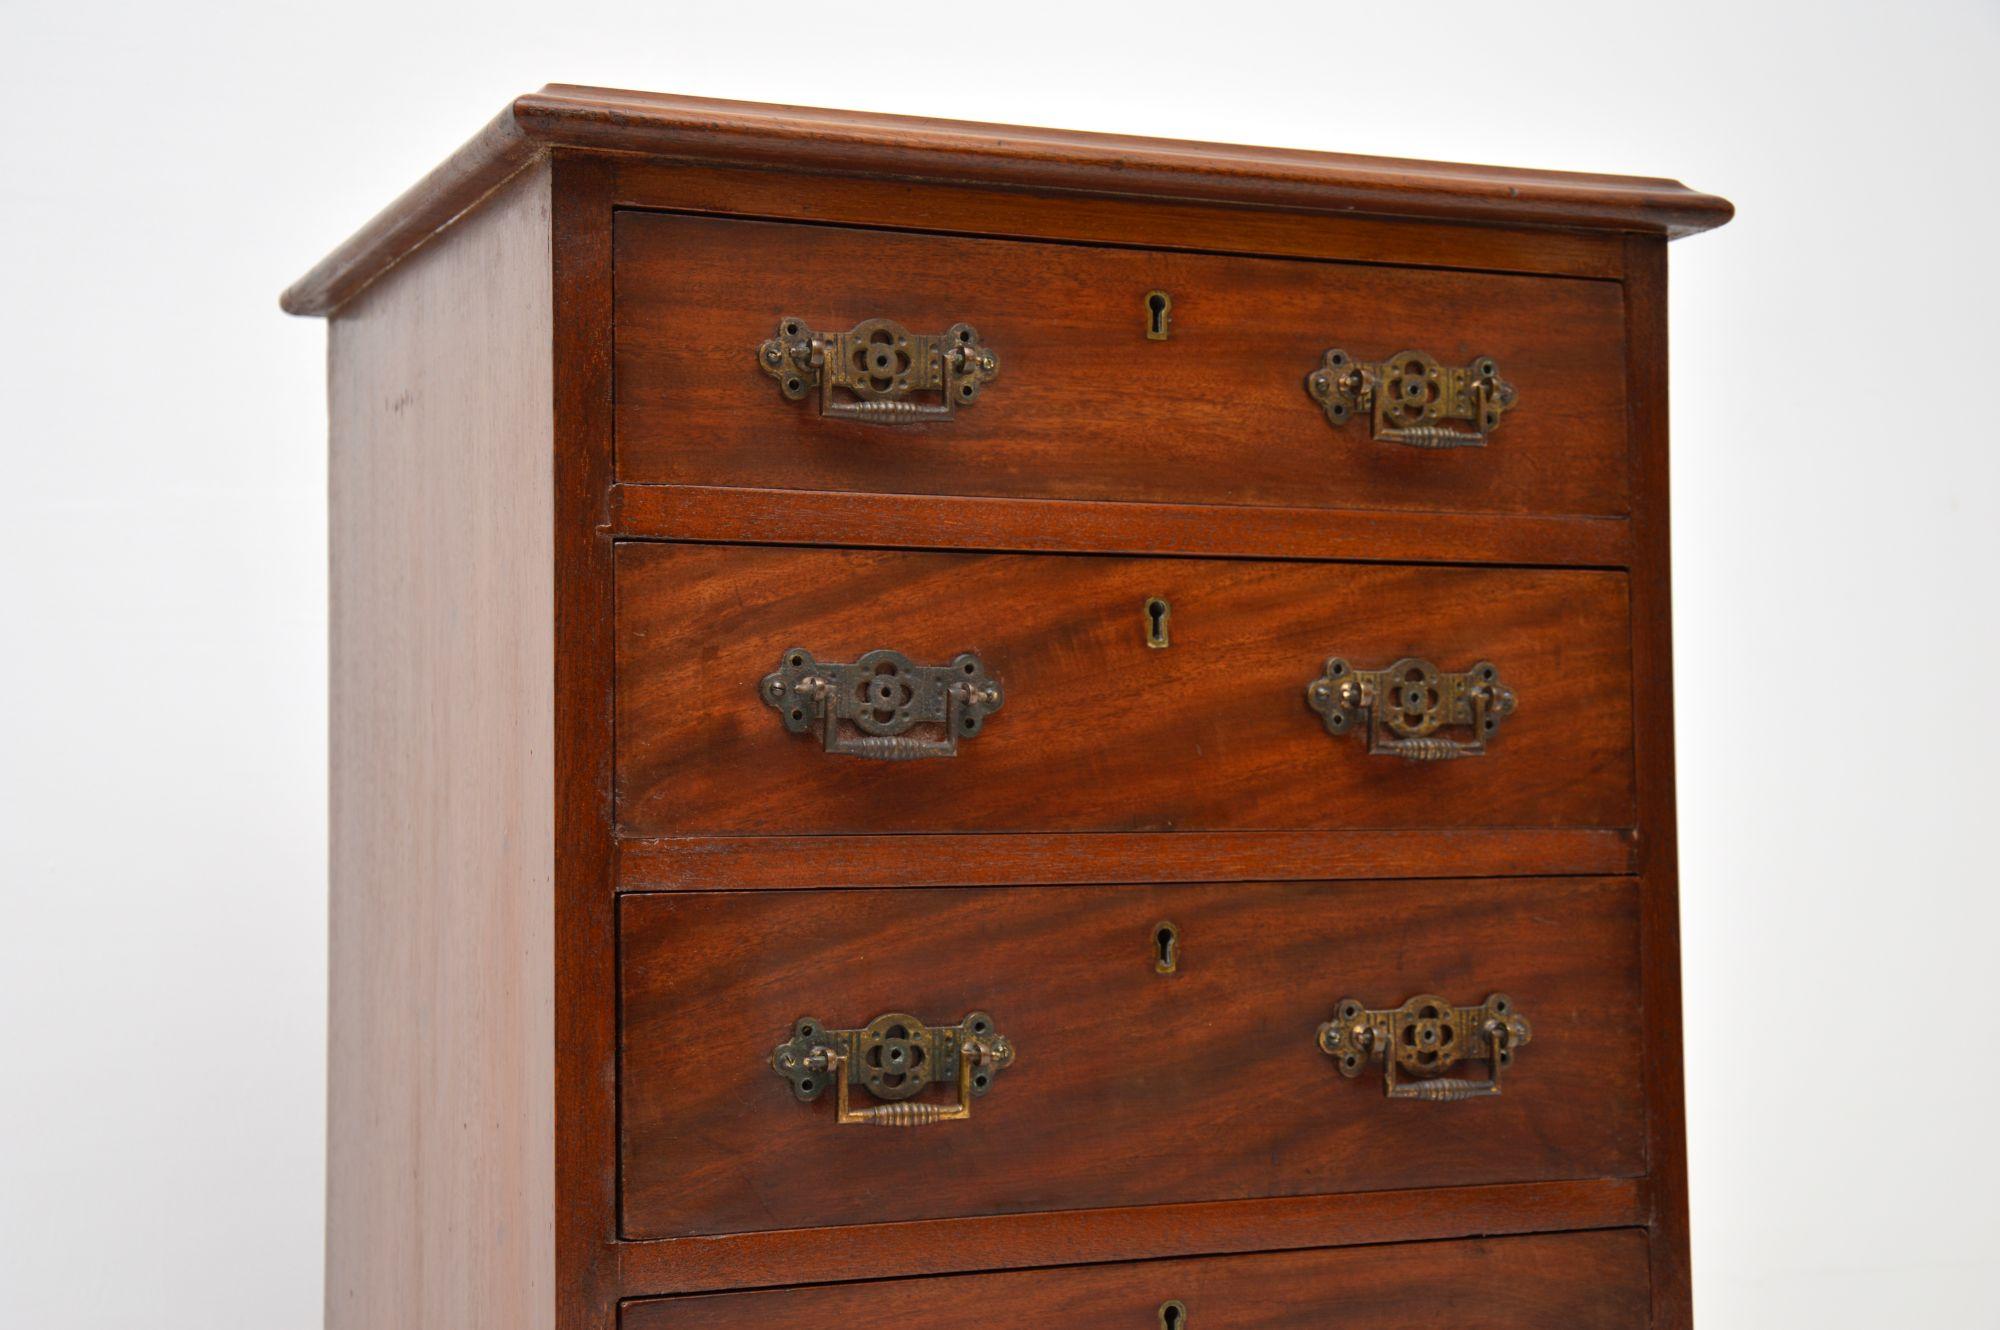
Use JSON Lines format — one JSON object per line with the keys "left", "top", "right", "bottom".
{"left": 1318, "top": 994, "right": 1532, "bottom": 1101}
{"left": 1306, "top": 656, "right": 1515, "bottom": 759}
{"left": 759, "top": 317, "right": 1000, "bottom": 423}
{"left": 771, "top": 1012, "right": 1015, "bottom": 1126}
{"left": 762, "top": 648, "right": 1002, "bottom": 760}
{"left": 1306, "top": 348, "right": 1517, "bottom": 448}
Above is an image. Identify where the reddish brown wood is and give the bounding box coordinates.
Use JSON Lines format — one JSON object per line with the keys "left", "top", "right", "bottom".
{"left": 615, "top": 483, "right": 1634, "bottom": 567}
{"left": 615, "top": 213, "right": 1632, "bottom": 518}
{"left": 284, "top": 85, "right": 1730, "bottom": 314}
{"left": 616, "top": 546, "right": 1636, "bottom": 836}
{"left": 290, "top": 87, "right": 1728, "bottom": 1329}
{"left": 618, "top": 829, "right": 1635, "bottom": 890}
{"left": 620, "top": 878, "right": 1644, "bottom": 1239}
{"left": 531, "top": 87, "right": 1728, "bottom": 234}
{"left": 614, "top": 485, "right": 1635, "bottom": 567}
{"left": 614, "top": 1177, "right": 1648, "bottom": 1296}
{"left": 283, "top": 106, "right": 541, "bottom": 316}
{"left": 608, "top": 158, "right": 1628, "bottom": 279}
{"left": 621, "top": 1229, "right": 1652, "bottom": 1328}
{"left": 551, "top": 152, "right": 622, "bottom": 1330}
{"left": 1624, "top": 235, "right": 1692, "bottom": 1329}
{"left": 325, "top": 162, "right": 555, "bottom": 1330}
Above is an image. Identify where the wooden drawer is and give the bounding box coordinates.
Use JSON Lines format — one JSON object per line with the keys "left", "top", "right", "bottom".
{"left": 622, "top": 1229, "right": 1648, "bottom": 1327}
{"left": 615, "top": 545, "right": 1635, "bottom": 836}
{"left": 614, "top": 213, "right": 1630, "bottom": 518}
{"left": 619, "top": 877, "right": 1643, "bottom": 1239}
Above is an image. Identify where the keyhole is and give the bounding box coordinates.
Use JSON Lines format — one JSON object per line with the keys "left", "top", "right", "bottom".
{"left": 1153, "top": 921, "right": 1180, "bottom": 975}
{"left": 1145, "top": 597, "right": 1171, "bottom": 649}
{"left": 1145, "top": 290, "right": 1172, "bottom": 340}
{"left": 1159, "top": 1300, "right": 1188, "bottom": 1328}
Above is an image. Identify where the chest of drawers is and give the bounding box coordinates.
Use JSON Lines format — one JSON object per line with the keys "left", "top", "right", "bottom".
{"left": 285, "top": 85, "right": 1730, "bottom": 1329}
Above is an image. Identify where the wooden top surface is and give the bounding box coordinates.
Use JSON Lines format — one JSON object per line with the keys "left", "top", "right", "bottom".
{"left": 281, "top": 85, "right": 1733, "bottom": 316}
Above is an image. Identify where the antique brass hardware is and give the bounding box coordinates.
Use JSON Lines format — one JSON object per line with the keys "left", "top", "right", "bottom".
{"left": 759, "top": 317, "right": 1000, "bottom": 422}
{"left": 771, "top": 1012, "right": 1015, "bottom": 1126}
{"left": 1152, "top": 921, "right": 1181, "bottom": 975}
{"left": 1145, "top": 290, "right": 1173, "bottom": 340}
{"left": 762, "top": 648, "right": 1002, "bottom": 760}
{"left": 1318, "top": 994, "right": 1532, "bottom": 1101}
{"left": 1158, "top": 1300, "right": 1189, "bottom": 1329}
{"left": 1144, "top": 596, "right": 1171, "bottom": 648}
{"left": 1306, "top": 657, "right": 1516, "bottom": 760}
{"left": 1306, "top": 348, "right": 1517, "bottom": 447}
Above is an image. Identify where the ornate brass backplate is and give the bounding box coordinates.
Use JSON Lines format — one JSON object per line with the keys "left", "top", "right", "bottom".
{"left": 1306, "top": 656, "right": 1516, "bottom": 760}
{"left": 759, "top": 317, "right": 1000, "bottom": 423}
{"left": 761, "top": 648, "right": 1003, "bottom": 760}
{"left": 1306, "top": 348, "right": 1517, "bottom": 448}
{"left": 771, "top": 1012, "right": 1016, "bottom": 1126}
{"left": 1318, "top": 994, "right": 1532, "bottom": 1101}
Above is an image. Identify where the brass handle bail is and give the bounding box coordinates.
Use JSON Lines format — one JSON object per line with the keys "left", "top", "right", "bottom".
{"left": 1306, "top": 656, "right": 1516, "bottom": 759}
{"left": 772, "top": 1012, "right": 1015, "bottom": 1126}
{"left": 1307, "top": 348, "right": 1517, "bottom": 447}
{"left": 760, "top": 317, "right": 1000, "bottom": 423}
{"left": 1318, "top": 993, "right": 1532, "bottom": 1100}
{"left": 763, "top": 649, "right": 1003, "bottom": 759}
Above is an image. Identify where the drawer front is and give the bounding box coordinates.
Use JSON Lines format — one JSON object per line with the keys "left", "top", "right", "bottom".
{"left": 616, "top": 545, "right": 1634, "bottom": 836}
{"left": 619, "top": 877, "right": 1643, "bottom": 1239}
{"left": 614, "top": 213, "right": 1630, "bottom": 517}
{"left": 622, "top": 1230, "right": 1648, "bottom": 1327}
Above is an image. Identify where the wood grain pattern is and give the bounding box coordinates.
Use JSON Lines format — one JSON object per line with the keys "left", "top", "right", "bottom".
{"left": 615, "top": 545, "right": 1636, "bottom": 836}
{"left": 284, "top": 84, "right": 1730, "bottom": 313}
{"left": 287, "top": 88, "right": 1730, "bottom": 1327}
{"left": 617, "top": 828, "right": 1635, "bottom": 890}
{"left": 619, "top": 878, "right": 1644, "bottom": 1239}
{"left": 550, "top": 152, "right": 623, "bottom": 1330}
{"left": 620, "top": 1229, "right": 1651, "bottom": 1328}
{"left": 614, "top": 213, "right": 1632, "bottom": 518}
{"left": 527, "top": 86, "right": 1728, "bottom": 234}
{"left": 326, "top": 162, "right": 554, "bottom": 1330}
{"left": 614, "top": 1177, "right": 1648, "bottom": 1297}
{"left": 613, "top": 484, "right": 1635, "bottom": 568}
{"left": 608, "top": 158, "right": 1629, "bottom": 280}
{"left": 1625, "top": 235, "right": 1693, "bottom": 1328}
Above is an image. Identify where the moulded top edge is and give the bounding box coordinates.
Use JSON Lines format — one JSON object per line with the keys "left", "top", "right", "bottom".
{"left": 281, "top": 84, "right": 1734, "bottom": 317}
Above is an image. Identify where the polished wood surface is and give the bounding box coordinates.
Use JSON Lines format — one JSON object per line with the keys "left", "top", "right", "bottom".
{"left": 621, "top": 1229, "right": 1651, "bottom": 1328}
{"left": 617, "top": 828, "right": 1635, "bottom": 890}
{"left": 613, "top": 484, "right": 1635, "bottom": 567}
{"left": 615, "top": 213, "right": 1631, "bottom": 517}
{"left": 614, "top": 1177, "right": 1648, "bottom": 1297}
{"left": 616, "top": 545, "right": 1635, "bottom": 836}
{"left": 620, "top": 877, "right": 1643, "bottom": 1238}
{"left": 1625, "top": 234, "right": 1694, "bottom": 1327}
{"left": 291, "top": 88, "right": 1729, "bottom": 1330}
{"left": 607, "top": 158, "right": 1630, "bottom": 280}
{"left": 283, "top": 85, "right": 1729, "bottom": 315}
{"left": 326, "top": 162, "right": 555, "bottom": 1330}
{"left": 550, "top": 154, "right": 623, "bottom": 1330}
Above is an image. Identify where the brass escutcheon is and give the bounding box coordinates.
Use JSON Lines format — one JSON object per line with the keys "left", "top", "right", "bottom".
{"left": 1306, "top": 348, "right": 1517, "bottom": 447}
{"left": 1306, "top": 656, "right": 1516, "bottom": 760}
{"left": 1318, "top": 994, "right": 1532, "bottom": 1101}
{"left": 762, "top": 648, "right": 1002, "bottom": 760}
{"left": 759, "top": 316, "right": 999, "bottom": 423}
{"left": 771, "top": 1012, "right": 1016, "bottom": 1126}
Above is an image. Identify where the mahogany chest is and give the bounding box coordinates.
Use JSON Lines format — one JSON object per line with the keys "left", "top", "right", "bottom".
{"left": 285, "top": 86, "right": 1731, "bottom": 1329}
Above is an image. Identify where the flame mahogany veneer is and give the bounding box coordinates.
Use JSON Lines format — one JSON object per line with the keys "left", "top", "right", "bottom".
{"left": 290, "top": 85, "right": 1728, "bottom": 1329}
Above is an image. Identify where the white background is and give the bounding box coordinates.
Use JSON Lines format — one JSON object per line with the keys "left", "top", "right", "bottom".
{"left": 3, "top": 2, "right": 1996, "bottom": 1326}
